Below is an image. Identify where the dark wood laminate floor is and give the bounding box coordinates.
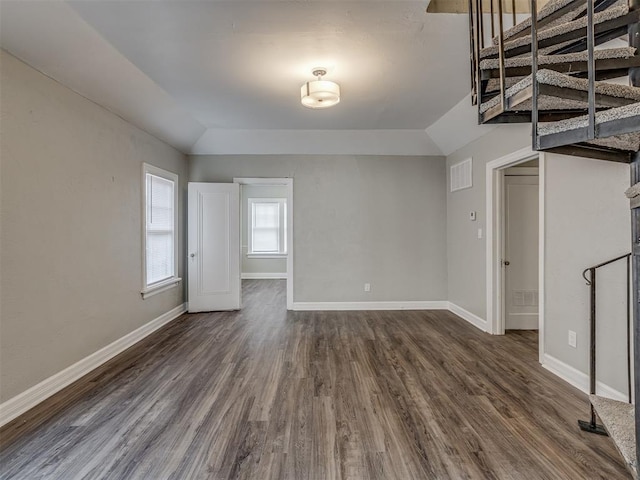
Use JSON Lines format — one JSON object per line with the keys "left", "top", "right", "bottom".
{"left": 0, "top": 280, "right": 630, "bottom": 479}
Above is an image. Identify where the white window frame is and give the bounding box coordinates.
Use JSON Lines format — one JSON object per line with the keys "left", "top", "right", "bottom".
{"left": 141, "top": 163, "right": 181, "bottom": 299}
{"left": 247, "top": 197, "right": 287, "bottom": 258}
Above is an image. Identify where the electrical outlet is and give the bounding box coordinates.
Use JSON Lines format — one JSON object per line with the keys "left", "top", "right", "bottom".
{"left": 364, "top": 283, "right": 371, "bottom": 292}
{"left": 568, "top": 330, "right": 577, "bottom": 348}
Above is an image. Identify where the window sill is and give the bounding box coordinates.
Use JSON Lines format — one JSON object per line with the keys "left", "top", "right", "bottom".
{"left": 247, "top": 253, "right": 287, "bottom": 259}
{"left": 141, "top": 277, "right": 182, "bottom": 299}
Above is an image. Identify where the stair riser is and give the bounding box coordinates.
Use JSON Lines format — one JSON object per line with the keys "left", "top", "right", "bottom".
{"left": 542, "top": 83, "right": 640, "bottom": 107}
{"left": 481, "top": 57, "right": 640, "bottom": 80}
{"left": 481, "top": 111, "right": 591, "bottom": 124}
{"left": 545, "top": 144, "right": 632, "bottom": 162}
{"left": 599, "top": 116, "right": 640, "bottom": 137}
{"left": 481, "top": 83, "right": 639, "bottom": 121}
{"left": 552, "top": 27, "right": 630, "bottom": 55}
{"left": 538, "top": 125, "right": 592, "bottom": 149}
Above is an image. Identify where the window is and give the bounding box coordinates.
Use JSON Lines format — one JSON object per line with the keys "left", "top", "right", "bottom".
{"left": 142, "top": 164, "right": 181, "bottom": 298}
{"left": 248, "top": 198, "right": 287, "bottom": 256}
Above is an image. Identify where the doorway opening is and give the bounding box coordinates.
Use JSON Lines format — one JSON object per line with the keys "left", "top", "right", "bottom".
{"left": 234, "top": 178, "right": 293, "bottom": 310}
{"left": 486, "top": 147, "right": 545, "bottom": 364}
{"left": 502, "top": 160, "right": 540, "bottom": 356}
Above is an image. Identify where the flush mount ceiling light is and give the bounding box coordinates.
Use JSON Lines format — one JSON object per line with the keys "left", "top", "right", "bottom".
{"left": 300, "top": 68, "right": 340, "bottom": 109}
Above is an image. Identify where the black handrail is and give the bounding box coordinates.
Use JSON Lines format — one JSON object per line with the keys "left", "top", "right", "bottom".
{"left": 496, "top": 0, "right": 507, "bottom": 111}
{"left": 578, "top": 253, "right": 632, "bottom": 436}
{"left": 469, "top": 0, "right": 508, "bottom": 112}
{"left": 582, "top": 253, "right": 632, "bottom": 283}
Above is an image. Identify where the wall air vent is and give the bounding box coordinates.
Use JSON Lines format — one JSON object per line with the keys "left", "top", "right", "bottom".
{"left": 512, "top": 290, "right": 539, "bottom": 307}
{"left": 450, "top": 157, "right": 473, "bottom": 192}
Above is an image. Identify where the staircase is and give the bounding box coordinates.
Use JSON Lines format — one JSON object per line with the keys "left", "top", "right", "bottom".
{"left": 467, "top": 0, "right": 640, "bottom": 477}
{"left": 470, "top": 0, "right": 640, "bottom": 160}
{"left": 578, "top": 254, "right": 635, "bottom": 478}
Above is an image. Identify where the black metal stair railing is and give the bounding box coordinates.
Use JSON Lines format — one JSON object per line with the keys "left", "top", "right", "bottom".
{"left": 465, "top": 0, "right": 640, "bottom": 471}
{"left": 578, "top": 253, "right": 632, "bottom": 436}
{"left": 468, "top": 0, "right": 480, "bottom": 105}
{"left": 532, "top": 0, "right": 597, "bottom": 151}
{"left": 531, "top": 0, "right": 640, "bottom": 159}
{"left": 467, "top": 0, "right": 522, "bottom": 107}
{"left": 532, "top": 0, "right": 539, "bottom": 148}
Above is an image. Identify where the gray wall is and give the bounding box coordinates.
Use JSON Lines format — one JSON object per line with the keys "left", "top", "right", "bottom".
{"left": 446, "top": 124, "right": 630, "bottom": 394}
{"left": 0, "top": 51, "right": 187, "bottom": 403}
{"left": 189, "top": 155, "right": 448, "bottom": 303}
{"left": 241, "top": 184, "right": 287, "bottom": 275}
{"left": 545, "top": 156, "right": 629, "bottom": 393}
{"left": 446, "top": 124, "right": 532, "bottom": 317}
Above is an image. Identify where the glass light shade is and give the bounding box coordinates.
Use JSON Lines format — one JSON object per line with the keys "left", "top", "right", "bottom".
{"left": 300, "top": 80, "right": 340, "bottom": 109}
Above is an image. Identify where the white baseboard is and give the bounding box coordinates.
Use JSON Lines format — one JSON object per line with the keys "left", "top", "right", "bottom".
{"left": 542, "top": 353, "right": 628, "bottom": 402}
{"left": 0, "top": 303, "right": 188, "bottom": 427}
{"left": 241, "top": 273, "right": 287, "bottom": 279}
{"left": 291, "top": 301, "right": 449, "bottom": 311}
{"left": 447, "top": 302, "right": 488, "bottom": 332}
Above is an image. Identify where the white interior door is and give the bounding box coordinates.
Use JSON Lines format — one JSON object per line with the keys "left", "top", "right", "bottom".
{"left": 188, "top": 182, "right": 240, "bottom": 312}
{"left": 504, "top": 174, "right": 539, "bottom": 330}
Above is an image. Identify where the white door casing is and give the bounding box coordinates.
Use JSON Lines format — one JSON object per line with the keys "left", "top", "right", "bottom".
{"left": 486, "top": 148, "right": 545, "bottom": 363}
{"left": 504, "top": 175, "right": 539, "bottom": 330}
{"left": 188, "top": 183, "right": 240, "bottom": 312}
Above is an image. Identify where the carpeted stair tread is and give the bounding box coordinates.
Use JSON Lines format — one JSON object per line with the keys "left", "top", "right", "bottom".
{"left": 480, "top": 69, "right": 640, "bottom": 113}
{"left": 532, "top": 69, "right": 640, "bottom": 98}
{"left": 537, "top": 102, "right": 640, "bottom": 150}
{"left": 589, "top": 395, "right": 637, "bottom": 478}
{"left": 480, "top": 46, "right": 637, "bottom": 70}
{"left": 481, "top": 0, "right": 630, "bottom": 59}
{"left": 496, "top": 7, "right": 592, "bottom": 50}
{"left": 539, "top": 101, "right": 640, "bottom": 133}
{"left": 481, "top": 93, "right": 588, "bottom": 113}
{"left": 492, "top": 0, "right": 585, "bottom": 45}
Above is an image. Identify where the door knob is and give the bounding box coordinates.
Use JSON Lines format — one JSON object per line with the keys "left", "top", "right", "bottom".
{"left": 503, "top": 260, "right": 510, "bottom": 266}
{"left": 190, "top": 253, "right": 196, "bottom": 258}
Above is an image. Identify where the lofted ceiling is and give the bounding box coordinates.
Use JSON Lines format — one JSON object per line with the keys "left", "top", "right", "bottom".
{"left": 0, "top": 1, "right": 492, "bottom": 155}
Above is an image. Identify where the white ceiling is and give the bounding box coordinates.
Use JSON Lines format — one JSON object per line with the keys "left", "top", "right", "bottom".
{"left": 0, "top": 1, "right": 480, "bottom": 155}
